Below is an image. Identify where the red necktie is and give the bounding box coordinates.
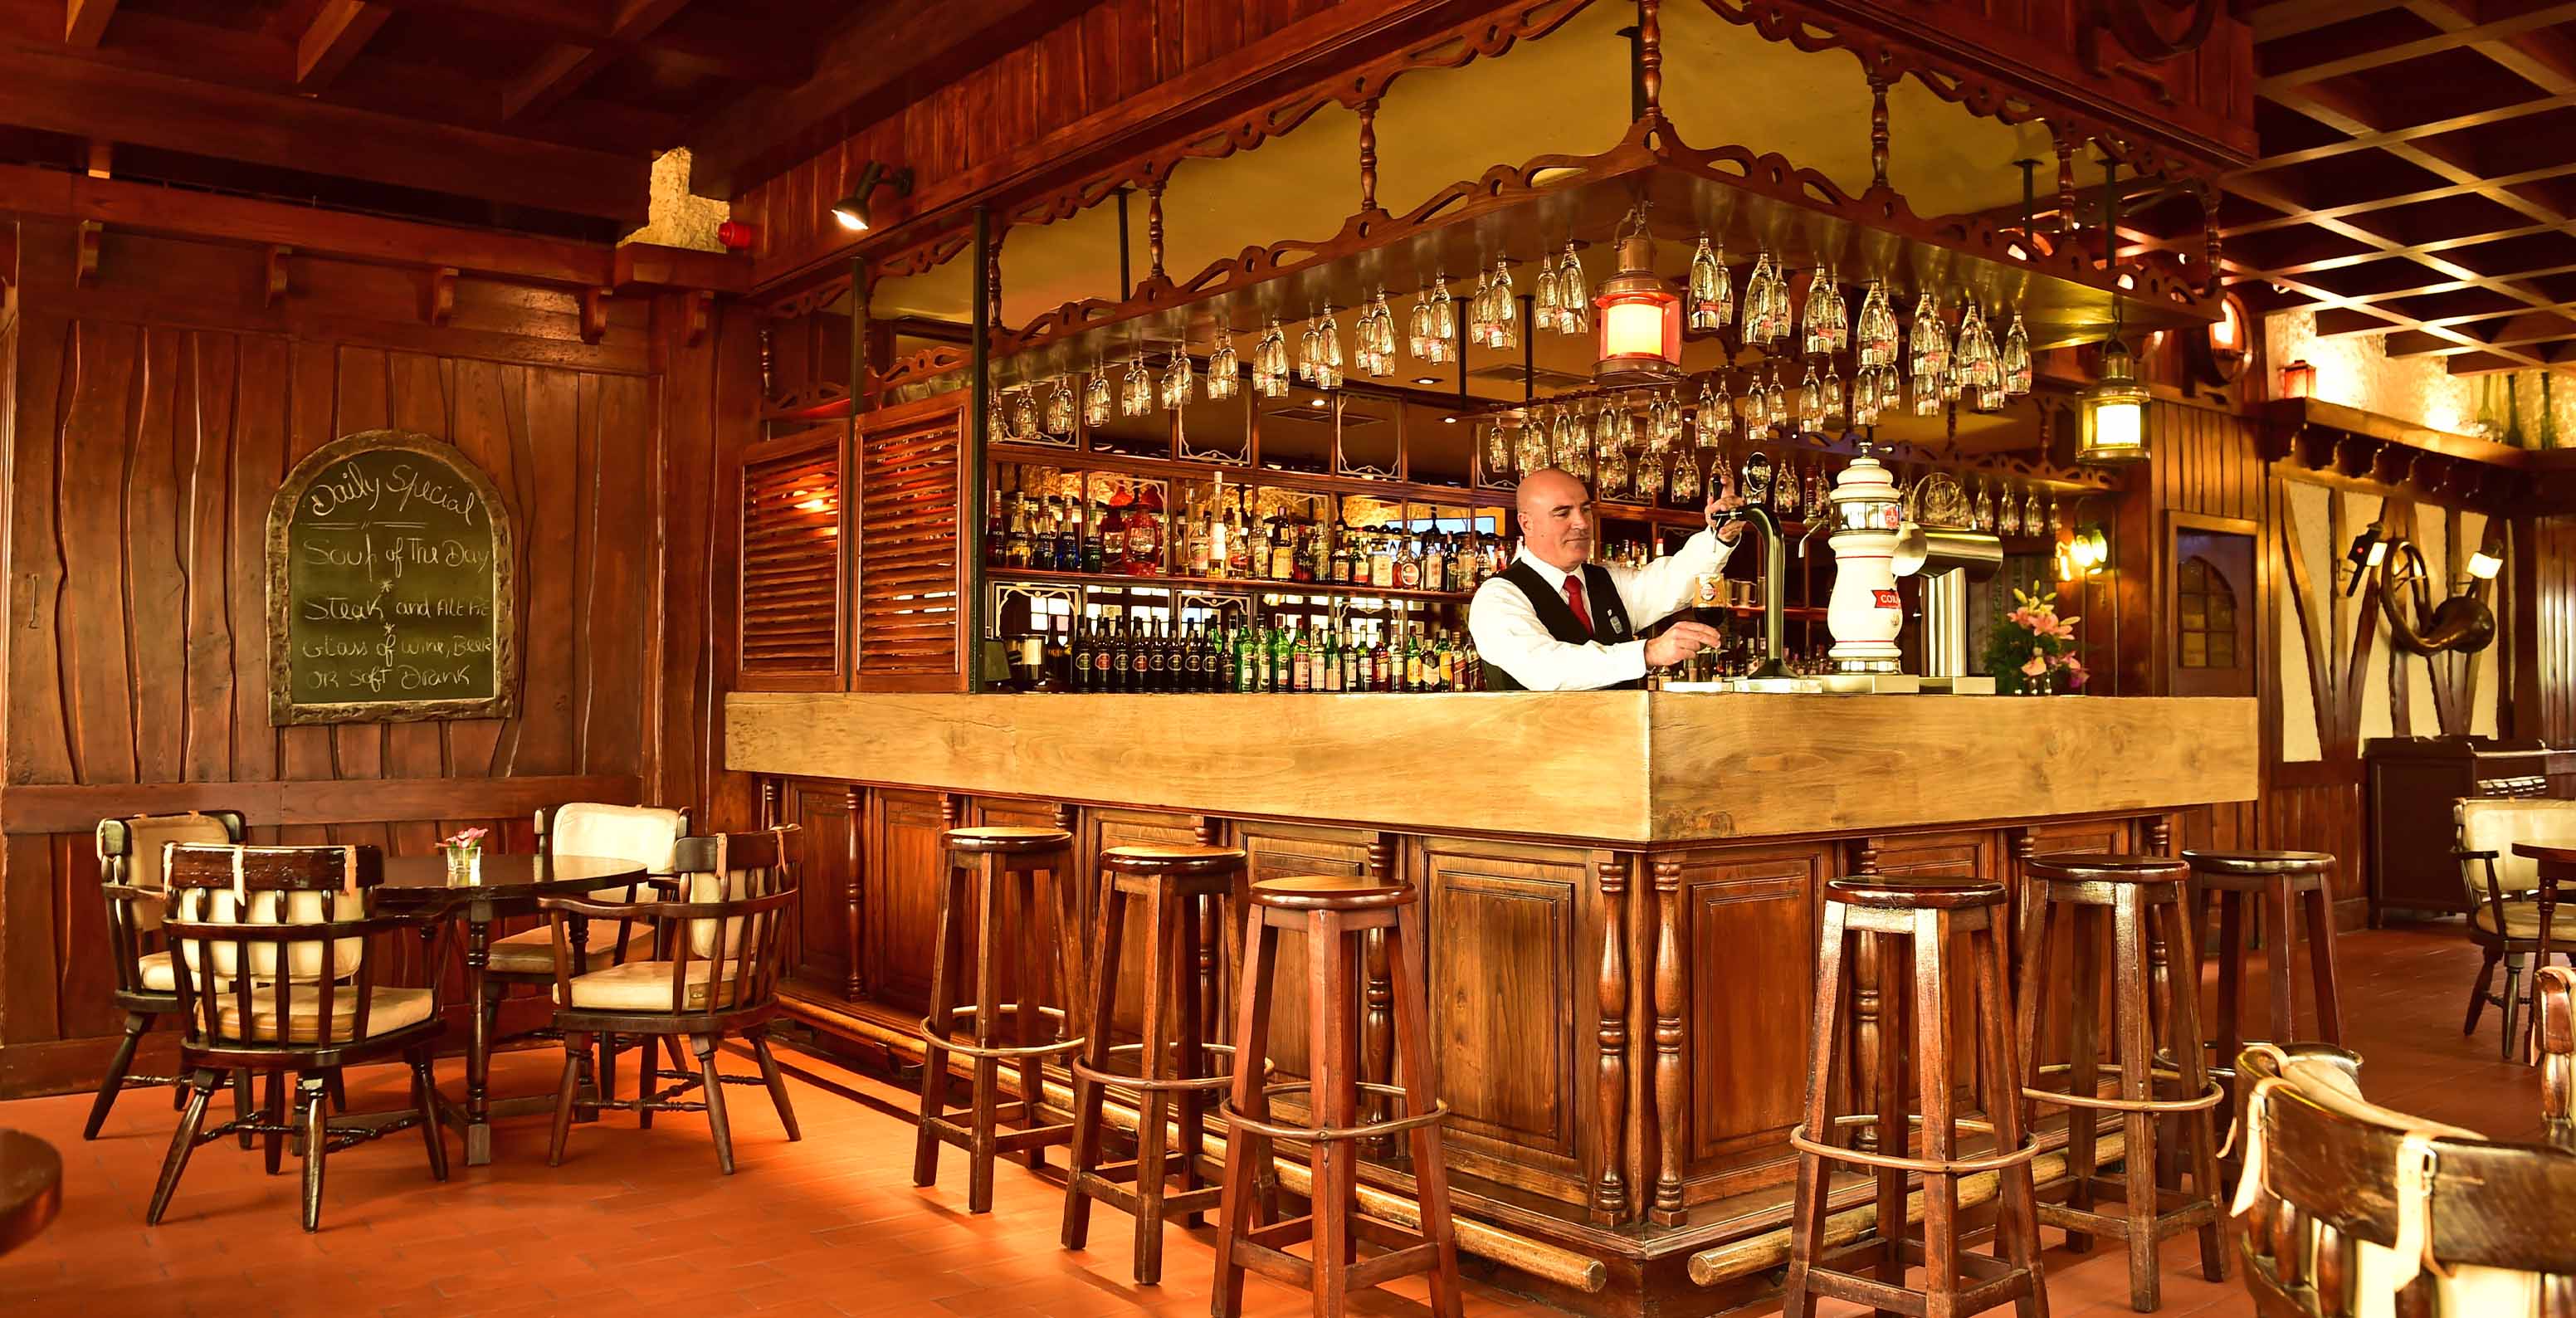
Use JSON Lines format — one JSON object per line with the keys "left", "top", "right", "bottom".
{"left": 1563, "top": 574, "right": 1593, "bottom": 633}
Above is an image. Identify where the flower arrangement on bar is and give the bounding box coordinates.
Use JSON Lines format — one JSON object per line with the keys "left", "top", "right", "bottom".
{"left": 441, "top": 827, "right": 489, "bottom": 881}
{"left": 1983, "top": 587, "right": 2086, "bottom": 695}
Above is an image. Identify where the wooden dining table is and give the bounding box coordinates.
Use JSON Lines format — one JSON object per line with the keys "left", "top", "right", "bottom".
{"left": 2516, "top": 841, "right": 2576, "bottom": 1064}
{"left": 375, "top": 852, "right": 646, "bottom": 1165}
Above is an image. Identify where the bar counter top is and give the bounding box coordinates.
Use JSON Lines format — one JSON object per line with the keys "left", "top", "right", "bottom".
{"left": 726, "top": 691, "right": 2259, "bottom": 844}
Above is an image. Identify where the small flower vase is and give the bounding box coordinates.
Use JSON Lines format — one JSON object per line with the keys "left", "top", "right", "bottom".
{"left": 442, "top": 843, "right": 481, "bottom": 883}
{"left": 2022, "top": 668, "right": 2055, "bottom": 696}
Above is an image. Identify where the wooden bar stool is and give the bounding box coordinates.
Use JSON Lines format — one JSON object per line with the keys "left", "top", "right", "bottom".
{"left": 912, "top": 825, "right": 1085, "bottom": 1213}
{"left": 1213, "top": 874, "right": 1461, "bottom": 1318}
{"left": 2016, "top": 854, "right": 2227, "bottom": 1312}
{"left": 1061, "top": 842, "right": 1249, "bottom": 1284}
{"left": 2181, "top": 851, "right": 2343, "bottom": 1062}
{"left": 1783, "top": 876, "right": 2047, "bottom": 1318}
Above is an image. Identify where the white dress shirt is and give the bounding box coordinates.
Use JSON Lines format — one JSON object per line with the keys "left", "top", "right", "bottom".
{"left": 1467, "top": 530, "right": 1735, "bottom": 691}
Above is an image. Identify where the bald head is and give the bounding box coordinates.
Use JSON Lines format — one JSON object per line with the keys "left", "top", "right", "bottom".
{"left": 1515, "top": 466, "right": 1596, "bottom": 573}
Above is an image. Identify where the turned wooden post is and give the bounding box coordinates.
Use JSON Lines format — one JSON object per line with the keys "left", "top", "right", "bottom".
{"left": 1850, "top": 842, "right": 1883, "bottom": 1153}
{"left": 1356, "top": 99, "right": 1380, "bottom": 214}
{"left": 1363, "top": 835, "right": 1398, "bottom": 1158}
{"left": 1638, "top": 0, "right": 1663, "bottom": 127}
{"left": 1651, "top": 855, "right": 1687, "bottom": 1223}
{"left": 846, "top": 783, "right": 866, "bottom": 1000}
{"left": 1594, "top": 853, "right": 1632, "bottom": 1224}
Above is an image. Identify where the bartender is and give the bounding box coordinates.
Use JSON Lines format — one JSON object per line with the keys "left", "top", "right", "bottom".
{"left": 1469, "top": 466, "right": 1744, "bottom": 691}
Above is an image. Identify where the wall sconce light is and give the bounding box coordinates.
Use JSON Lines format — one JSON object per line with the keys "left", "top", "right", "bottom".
{"left": 2281, "top": 359, "right": 2316, "bottom": 398}
{"left": 2055, "top": 525, "right": 2109, "bottom": 579}
{"left": 2354, "top": 534, "right": 2501, "bottom": 655}
{"left": 830, "top": 160, "right": 915, "bottom": 233}
{"left": 715, "top": 220, "right": 758, "bottom": 251}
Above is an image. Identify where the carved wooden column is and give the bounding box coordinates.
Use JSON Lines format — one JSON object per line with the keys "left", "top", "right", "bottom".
{"left": 1364, "top": 833, "right": 1399, "bottom": 1162}
{"left": 1356, "top": 100, "right": 1380, "bottom": 214}
{"left": 2193, "top": 179, "right": 2224, "bottom": 296}
{"left": 1850, "top": 841, "right": 1883, "bottom": 1152}
{"left": 1145, "top": 182, "right": 1167, "bottom": 284}
{"left": 1638, "top": 0, "right": 1663, "bottom": 128}
{"left": 846, "top": 783, "right": 866, "bottom": 1001}
{"left": 1650, "top": 854, "right": 1687, "bottom": 1224}
{"left": 1867, "top": 68, "right": 1891, "bottom": 191}
{"left": 1593, "top": 853, "right": 1632, "bottom": 1225}
{"left": 1195, "top": 816, "right": 1224, "bottom": 1047}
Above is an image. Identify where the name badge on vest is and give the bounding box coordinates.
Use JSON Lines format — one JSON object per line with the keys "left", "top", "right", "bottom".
{"left": 1604, "top": 615, "right": 1625, "bottom": 637}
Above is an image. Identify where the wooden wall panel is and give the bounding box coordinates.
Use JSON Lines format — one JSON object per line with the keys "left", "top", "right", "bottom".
{"left": 2532, "top": 516, "right": 2576, "bottom": 748}
{"left": 0, "top": 222, "right": 745, "bottom": 1096}
{"left": 1677, "top": 844, "right": 1823, "bottom": 1203}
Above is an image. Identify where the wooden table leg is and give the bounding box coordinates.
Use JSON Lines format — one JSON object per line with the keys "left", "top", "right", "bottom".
{"left": 2530, "top": 870, "right": 2559, "bottom": 1066}
{"left": 462, "top": 913, "right": 495, "bottom": 1167}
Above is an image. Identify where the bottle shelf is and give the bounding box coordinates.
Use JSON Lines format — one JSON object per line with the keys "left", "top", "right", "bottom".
{"left": 988, "top": 565, "right": 1477, "bottom": 603}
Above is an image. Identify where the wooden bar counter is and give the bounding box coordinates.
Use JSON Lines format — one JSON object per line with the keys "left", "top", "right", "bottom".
{"left": 727, "top": 691, "right": 2257, "bottom": 1316}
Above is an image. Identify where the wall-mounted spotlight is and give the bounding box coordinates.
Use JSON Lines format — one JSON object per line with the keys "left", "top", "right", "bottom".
{"left": 2056, "top": 525, "right": 2109, "bottom": 580}
{"left": 2340, "top": 520, "right": 2388, "bottom": 598}
{"left": 830, "top": 160, "right": 915, "bottom": 233}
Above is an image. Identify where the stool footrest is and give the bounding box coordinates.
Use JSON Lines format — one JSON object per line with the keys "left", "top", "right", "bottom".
{"left": 2038, "top": 1195, "right": 2221, "bottom": 1241}
{"left": 1070, "top": 1041, "right": 1246, "bottom": 1094}
{"left": 1801, "top": 1250, "right": 2037, "bottom": 1318}
{"left": 921, "top": 1114, "right": 1074, "bottom": 1154}
{"left": 1070, "top": 1168, "right": 1222, "bottom": 1219}
{"left": 916, "top": 1005, "right": 1085, "bottom": 1062}
{"left": 1221, "top": 1081, "right": 1447, "bottom": 1144}
{"left": 1791, "top": 1115, "right": 2042, "bottom": 1175}
{"left": 2024, "top": 1064, "right": 2227, "bottom": 1114}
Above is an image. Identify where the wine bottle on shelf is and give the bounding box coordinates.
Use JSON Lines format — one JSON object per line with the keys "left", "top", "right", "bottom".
{"left": 1421, "top": 535, "right": 1445, "bottom": 596}
{"left": 984, "top": 492, "right": 1007, "bottom": 568}
{"left": 1069, "top": 618, "right": 1093, "bottom": 692}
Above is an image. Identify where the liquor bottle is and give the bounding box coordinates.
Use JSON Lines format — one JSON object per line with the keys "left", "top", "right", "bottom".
{"left": 1369, "top": 533, "right": 1394, "bottom": 588}
{"left": 1437, "top": 632, "right": 1457, "bottom": 691}
{"left": 1295, "top": 523, "right": 1319, "bottom": 583}
{"left": 1287, "top": 624, "right": 1310, "bottom": 693}
{"left": 1805, "top": 463, "right": 1829, "bottom": 518}
{"left": 1205, "top": 502, "right": 1229, "bottom": 580}
{"left": 983, "top": 493, "right": 1007, "bottom": 568}
{"left": 1227, "top": 497, "right": 1253, "bottom": 578}
{"left": 1421, "top": 535, "right": 1445, "bottom": 596}
{"left": 1461, "top": 633, "right": 1481, "bottom": 690}
{"left": 1320, "top": 627, "right": 1343, "bottom": 692}
{"left": 1342, "top": 627, "right": 1363, "bottom": 692}
{"left": 1773, "top": 456, "right": 1800, "bottom": 519}
{"left": 1003, "top": 495, "right": 1030, "bottom": 568}
{"left": 1393, "top": 535, "right": 1421, "bottom": 590}
{"left": 1100, "top": 485, "right": 1130, "bottom": 569}
{"left": 1069, "top": 618, "right": 1092, "bottom": 692}
{"left": 1157, "top": 619, "right": 1178, "bottom": 691}
{"left": 1192, "top": 622, "right": 1213, "bottom": 691}
{"left": 1266, "top": 520, "right": 1293, "bottom": 581}
{"left": 1329, "top": 526, "right": 1352, "bottom": 583}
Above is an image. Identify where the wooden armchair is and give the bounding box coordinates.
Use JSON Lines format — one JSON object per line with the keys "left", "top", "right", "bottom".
{"left": 538, "top": 827, "right": 801, "bottom": 1174}
{"left": 2543, "top": 966, "right": 2572, "bottom": 1153}
{"left": 90, "top": 811, "right": 249, "bottom": 1141}
{"left": 2454, "top": 797, "right": 2576, "bottom": 1058}
{"left": 2233, "top": 1042, "right": 2576, "bottom": 1316}
{"left": 149, "top": 843, "right": 447, "bottom": 1233}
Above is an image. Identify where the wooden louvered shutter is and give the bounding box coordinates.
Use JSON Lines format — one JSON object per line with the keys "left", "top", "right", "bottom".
{"left": 855, "top": 395, "right": 968, "bottom": 691}
{"left": 737, "top": 425, "right": 845, "bottom": 690}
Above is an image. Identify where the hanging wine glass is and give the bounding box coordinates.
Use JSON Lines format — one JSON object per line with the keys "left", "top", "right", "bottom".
{"left": 1824, "top": 265, "right": 1850, "bottom": 354}
{"left": 1468, "top": 268, "right": 1494, "bottom": 349}
{"left": 1207, "top": 329, "right": 1240, "bottom": 401}
{"left": 1492, "top": 258, "right": 1517, "bottom": 350}
{"left": 1821, "top": 363, "right": 1846, "bottom": 426}
{"left": 1534, "top": 253, "right": 1563, "bottom": 334}
{"left": 1598, "top": 442, "right": 1630, "bottom": 499}
{"left": 1045, "top": 376, "right": 1077, "bottom": 432}
{"left": 2003, "top": 311, "right": 2033, "bottom": 397}
{"left": 1120, "top": 349, "right": 1152, "bottom": 417}
{"left": 1998, "top": 481, "right": 2022, "bottom": 535}
{"left": 1910, "top": 290, "right": 1950, "bottom": 385}
{"left": 2024, "top": 489, "right": 2044, "bottom": 539}
{"left": 1556, "top": 242, "right": 1588, "bottom": 334}
{"left": 1802, "top": 267, "right": 1836, "bottom": 357}
{"left": 1765, "top": 365, "right": 1789, "bottom": 427}
{"left": 2047, "top": 495, "right": 2063, "bottom": 535}
{"left": 1084, "top": 358, "right": 1114, "bottom": 425}
{"left": 1741, "top": 249, "right": 1777, "bottom": 346}
{"left": 1516, "top": 417, "right": 1549, "bottom": 474}
{"left": 1431, "top": 276, "right": 1456, "bottom": 345}
{"left": 1485, "top": 421, "right": 1510, "bottom": 475}
{"left": 1973, "top": 477, "right": 1996, "bottom": 532}
{"left": 1635, "top": 448, "right": 1666, "bottom": 501}
{"left": 1673, "top": 450, "right": 1701, "bottom": 500}
{"left": 1295, "top": 314, "right": 1320, "bottom": 385}
{"left": 1688, "top": 234, "right": 1732, "bottom": 333}
{"left": 987, "top": 393, "right": 1010, "bottom": 443}
{"left": 1160, "top": 352, "right": 1193, "bottom": 411}
{"left": 1012, "top": 386, "right": 1041, "bottom": 439}
{"left": 1252, "top": 321, "right": 1287, "bottom": 398}
{"left": 1797, "top": 363, "right": 1824, "bottom": 433}
{"left": 1408, "top": 284, "right": 1434, "bottom": 360}
{"left": 1320, "top": 306, "right": 1344, "bottom": 388}
{"left": 1857, "top": 278, "right": 1899, "bottom": 368}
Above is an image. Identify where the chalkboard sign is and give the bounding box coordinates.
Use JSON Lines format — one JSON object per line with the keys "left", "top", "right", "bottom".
{"left": 266, "top": 430, "right": 519, "bottom": 725}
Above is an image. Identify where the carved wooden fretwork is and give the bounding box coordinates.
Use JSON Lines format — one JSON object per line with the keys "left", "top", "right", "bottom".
{"left": 2261, "top": 398, "right": 2531, "bottom": 515}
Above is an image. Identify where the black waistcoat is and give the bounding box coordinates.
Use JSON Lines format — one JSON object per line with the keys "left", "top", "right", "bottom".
{"left": 1481, "top": 559, "right": 1643, "bottom": 691}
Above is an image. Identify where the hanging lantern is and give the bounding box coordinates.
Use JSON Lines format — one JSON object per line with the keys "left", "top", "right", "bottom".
{"left": 2077, "top": 338, "right": 2152, "bottom": 464}
{"left": 1593, "top": 212, "right": 1683, "bottom": 385}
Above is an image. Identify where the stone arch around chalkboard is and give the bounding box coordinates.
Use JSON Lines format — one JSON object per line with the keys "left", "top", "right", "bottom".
{"left": 266, "top": 429, "right": 520, "bottom": 725}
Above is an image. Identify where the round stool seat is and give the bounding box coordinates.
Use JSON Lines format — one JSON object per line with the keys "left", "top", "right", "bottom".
{"left": 1825, "top": 876, "right": 2005, "bottom": 910}
{"left": 944, "top": 826, "right": 1072, "bottom": 855}
{"left": 1102, "top": 843, "right": 1246, "bottom": 877}
{"left": 2027, "top": 853, "right": 2189, "bottom": 884}
{"left": 1250, "top": 874, "right": 1412, "bottom": 911}
{"left": 2181, "top": 848, "right": 2332, "bottom": 878}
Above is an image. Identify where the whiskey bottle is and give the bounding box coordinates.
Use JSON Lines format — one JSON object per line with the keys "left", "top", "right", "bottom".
{"left": 1420, "top": 535, "right": 1445, "bottom": 595}
{"left": 1395, "top": 535, "right": 1421, "bottom": 590}
{"left": 983, "top": 493, "right": 1007, "bottom": 568}
{"left": 1070, "top": 618, "right": 1093, "bottom": 692}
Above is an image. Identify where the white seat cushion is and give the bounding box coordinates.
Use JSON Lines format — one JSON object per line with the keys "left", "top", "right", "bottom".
{"left": 2457, "top": 798, "right": 2576, "bottom": 906}
{"left": 212, "top": 986, "right": 435, "bottom": 1043}
{"left": 550, "top": 803, "right": 684, "bottom": 874}
{"left": 113, "top": 813, "right": 233, "bottom": 932}
{"left": 554, "top": 959, "right": 752, "bottom": 1013}
{"left": 485, "top": 920, "right": 652, "bottom": 974}
{"left": 139, "top": 949, "right": 177, "bottom": 993}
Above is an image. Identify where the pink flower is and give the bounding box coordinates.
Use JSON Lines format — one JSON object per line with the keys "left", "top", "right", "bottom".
{"left": 442, "top": 827, "right": 489, "bottom": 848}
{"left": 2021, "top": 652, "right": 2048, "bottom": 677}
{"left": 2065, "top": 663, "right": 2089, "bottom": 690}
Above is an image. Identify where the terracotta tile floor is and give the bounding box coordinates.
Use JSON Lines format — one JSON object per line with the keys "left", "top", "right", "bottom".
{"left": 0, "top": 920, "right": 2547, "bottom": 1318}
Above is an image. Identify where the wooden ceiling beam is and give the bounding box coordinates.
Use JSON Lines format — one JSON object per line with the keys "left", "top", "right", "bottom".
{"left": 2406, "top": 0, "right": 2576, "bottom": 94}
{"left": 0, "top": 41, "right": 649, "bottom": 223}
{"left": 2255, "top": 1, "right": 2576, "bottom": 89}
{"left": 499, "top": 0, "right": 691, "bottom": 124}
{"left": 61, "top": 0, "right": 112, "bottom": 46}
{"left": 684, "top": 0, "right": 1104, "bottom": 200}
{"left": 2249, "top": 0, "right": 2410, "bottom": 42}
{"left": 295, "top": 0, "right": 390, "bottom": 90}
